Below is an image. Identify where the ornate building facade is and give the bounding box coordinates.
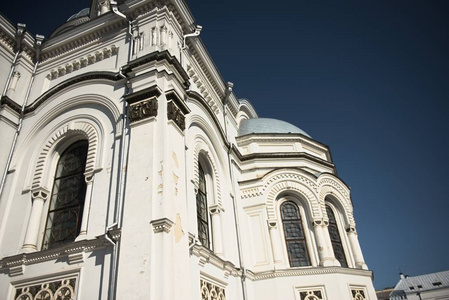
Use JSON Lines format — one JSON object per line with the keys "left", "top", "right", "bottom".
{"left": 0, "top": 0, "right": 376, "bottom": 299}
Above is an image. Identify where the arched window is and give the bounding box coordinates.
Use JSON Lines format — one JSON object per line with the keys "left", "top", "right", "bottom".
{"left": 196, "top": 164, "right": 211, "bottom": 249}
{"left": 326, "top": 204, "right": 348, "bottom": 267}
{"left": 281, "top": 201, "right": 311, "bottom": 267}
{"left": 42, "top": 140, "right": 88, "bottom": 250}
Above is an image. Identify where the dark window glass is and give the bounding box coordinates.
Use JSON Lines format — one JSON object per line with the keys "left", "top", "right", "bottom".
{"left": 326, "top": 205, "right": 348, "bottom": 267}
{"left": 42, "top": 141, "right": 88, "bottom": 250}
{"left": 196, "top": 165, "right": 210, "bottom": 249}
{"left": 281, "top": 201, "right": 311, "bottom": 267}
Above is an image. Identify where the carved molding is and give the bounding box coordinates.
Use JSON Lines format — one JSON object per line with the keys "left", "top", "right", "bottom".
{"left": 187, "top": 64, "right": 220, "bottom": 115}
{"left": 167, "top": 101, "right": 185, "bottom": 130}
{"left": 0, "top": 235, "right": 116, "bottom": 276}
{"left": 247, "top": 267, "right": 373, "bottom": 281}
{"left": 151, "top": 218, "right": 174, "bottom": 233}
{"left": 31, "top": 121, "right": 99, "bottom": 190}
{"left": 128, "top": 98, "right": 158, "bottom": 123}
{"left": 47, "top": 45, "right": 118, "bottom": 80}
{"left": 14, "top": 277, "right": 77, "bottom": 300}
{"left": 200, "top": 279, "right": 226, "bottom": 300}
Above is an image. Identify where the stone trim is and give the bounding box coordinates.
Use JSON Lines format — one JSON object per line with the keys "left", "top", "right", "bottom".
{"left": 150, "top": 218, "right": 174, "bottom": 234}
{"left": 0, "top": 236, "right": 115, "bottom": 276}
{"left": 31, "top": 121, "right": 99, "bottom": 190}
{"left": 246, "top": 267, "right": 373, "bottom": 281}
{"left": 122, "top": 50, "right": 190, "bottom": 88}
{"left": 24, "top": 72, "right": 119, "bottom": 114}
{"left": 46, "top": 45, "right": 118, "bottom": 81}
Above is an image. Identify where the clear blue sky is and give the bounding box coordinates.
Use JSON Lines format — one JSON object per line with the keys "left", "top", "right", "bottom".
{"left": 2, "top": 0, "right": 449, "bottom": 290}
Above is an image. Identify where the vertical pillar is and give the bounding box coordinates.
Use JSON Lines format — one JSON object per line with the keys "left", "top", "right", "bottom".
{"left": 313, "top": 219, "right": 334, "bottom": 267}
{"left": 346, "top": 225, "right": 368, "bottom": 270}
{"left": 322, "top": 220, "right": 340, "bottom": 267}
{"left": 76, "top": 175, "right": 94, "bottom": 241}
{"left": 267, "top": 220, "right": 284, "bottom": 265}
{"left": 209, "top": 205, "right": 223, "bottom": 257}
{"left": 22, "top": 188, "right": 49, "bottom": 252}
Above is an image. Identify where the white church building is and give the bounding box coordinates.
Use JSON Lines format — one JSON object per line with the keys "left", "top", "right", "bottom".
{"left": 0, "top": 0, "right": 377, "bottom": 299}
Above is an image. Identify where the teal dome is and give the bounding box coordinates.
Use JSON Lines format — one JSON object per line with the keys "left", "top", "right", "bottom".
{"left": 239, "top": 118, "right": 311, "bottom": 138}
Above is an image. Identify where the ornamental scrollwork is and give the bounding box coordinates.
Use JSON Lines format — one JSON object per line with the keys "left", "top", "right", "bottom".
{"left": 128, "top": 98, "right": 158, "bottom": 123}
{"left": 15, "top": 277, "right": 76, "bottom": 300}
{"left": 351, "top": 288, "right": 367, "bottom": 300}
{"left": 167, "top": 101, "right": 185, "bottom": 130}
{"left": 200, "top": 279, "right": 225, "bottom": 300}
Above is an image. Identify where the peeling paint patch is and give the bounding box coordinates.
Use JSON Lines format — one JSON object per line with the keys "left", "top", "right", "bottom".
{"left": 172, "top": 152, "right": 179, "bottom": 168}
{"left": 174, "top": 213, "right": 184, "bottom": 242}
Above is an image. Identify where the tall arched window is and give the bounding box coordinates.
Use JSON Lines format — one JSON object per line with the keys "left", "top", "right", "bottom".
{"left": 196, "top": 164, "right": 211, "bottom": 249}
{"left": 281, "top": 201, "right": 311, "bottom": 267}
{"left": 42, "top": 140, "right": 88, "bottom": 250}
{"left": 326, "top": 204, "right": 348, "bottom": 267}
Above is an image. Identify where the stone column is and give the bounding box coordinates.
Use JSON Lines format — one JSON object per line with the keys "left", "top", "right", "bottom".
{"left": 346, "top": 225, "right": 368, "bottom": 270}
{"left": 322, "top": 221, "right": 340, "bottom": 266}
{"left": 76, "top": 174, "right": 94, "bottom": 241}
{"left": 209, "top": 205, "right": 223, "bottom": 258}
{"left": 313, "top": 219, "right": 334, "bottom": 267}
{"left": 267, "top": 220, "right": 284, "bottom": 264}
{"left": 22, "top": 188, "right": 49, "bottom": 252}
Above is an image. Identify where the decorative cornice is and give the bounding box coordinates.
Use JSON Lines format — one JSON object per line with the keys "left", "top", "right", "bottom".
{"left": 24, "top": 72, "right": 120, "bottom": 114}
{"left": 246, "top": 266, "right": 373, "bottom": 281}
{"left": 124, "top": 85, "right": 161, "bottom": 105}
{"left": 0, "top": 235, "right": 117, "bottom": 274}
{"left": 0, "top": 95, "right": 21, "bottom": 114}
{"left": 191, "top": 244, "right": 240, "bottom": 278}
{"left": 238, "top": 152, "right": 335, "bottom": 169}
{"left": 40, "top": 18, "right": 127, "bottom": 62}
{"left": 150, "top": 218, "right": 174, "bottom": 233}
{"left": 46, "top": 45, "right": 118, "bottom": 81}
{"left": 122, "top": 50, "right": 190, "bottom": 88}
{"left": 186, "top": 64, "right": 220, "bottom": 115}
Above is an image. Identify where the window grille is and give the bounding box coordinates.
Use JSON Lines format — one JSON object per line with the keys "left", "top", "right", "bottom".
{"left": 281, "top": 201, "right": 311, "bottom": 267}
{"left": 196, "top": 165, "right": 210, "bottom": 249}
{"left": 42, "top": 140, "right": 88, "bottom": 250}
{"left": 326, "top": 205, "right": 348, "bottom": 267}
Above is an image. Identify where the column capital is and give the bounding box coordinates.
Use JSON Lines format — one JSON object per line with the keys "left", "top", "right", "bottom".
{"left": 30, "top": 187, "right": 50, "bottom": 202}
{"left": 346, "top": 225, "right": 357, "bottom": 233}
{"left": 312, "top": 219, "right": 329, "bottom": 227}
{"left": 267, "top": 219, "right": 278, "bottom": 228}
{"left": 209, "top": 204, "right": 224, "bottom": 215}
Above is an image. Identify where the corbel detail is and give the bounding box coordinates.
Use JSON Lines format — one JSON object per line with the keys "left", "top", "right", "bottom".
{"left": 150, "top": 218, "right": 174, "bottom": 234}
{"left": 31, "top": 187, "right": 50, "bottom": 202}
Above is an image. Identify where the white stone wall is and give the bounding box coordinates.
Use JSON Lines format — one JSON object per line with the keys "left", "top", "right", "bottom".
{"left": 0, "top": 1, "right": 377, "bottom": 299}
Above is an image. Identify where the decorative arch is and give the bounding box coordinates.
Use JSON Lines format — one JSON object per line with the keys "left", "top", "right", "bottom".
{"left": 265, "top": 171, "right": 320, "bottom": 221}
{"left": 31, "top": 121, "right": 99, "bottom": 191}
{"left": 318, "top": 174, "right": 355, "bottom": 226}
{"left": 192, "top": 138, "right": 222, "bottom": 206}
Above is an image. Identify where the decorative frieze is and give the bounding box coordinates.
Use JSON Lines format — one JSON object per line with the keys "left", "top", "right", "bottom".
{"left": 46, "top": 45, "right": 118, "bottom": 80}
{"left": 125, "top": 86, "right": 161, "bottom": 124}
{"left": 200, "top": 279, "right": 226, "bottom": 300}
{"left": 186, "top": 64, "right": 220, "bottom": 115}
{"left": 14, "top": 277, "right": 77, "bottom": 300}
{"left": 167, "top": 101, "right": 185, "bottom": 130}
{"left": 128, "top": 99, "right": 158, "bottom": 123}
